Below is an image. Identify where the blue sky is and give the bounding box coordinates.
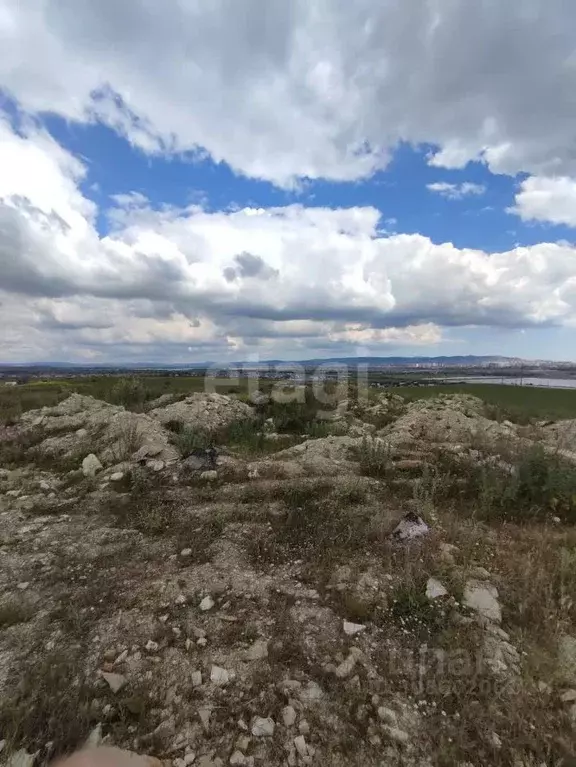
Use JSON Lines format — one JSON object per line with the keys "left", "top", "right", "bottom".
{"left": 2, "top": 1, "right": 576, "bottom": 363}
{"left": 44, "top": 113, "right": 571, "bottom": 254}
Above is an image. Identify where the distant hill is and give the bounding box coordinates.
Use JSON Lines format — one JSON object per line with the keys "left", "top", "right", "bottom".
{"left": 0, "top": 355, "right": 552, "bottom": 371}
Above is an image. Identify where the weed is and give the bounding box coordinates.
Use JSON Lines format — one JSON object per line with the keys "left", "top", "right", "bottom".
{"left": 389, "top": 582, "right": 447, "bottom": 637}
{"left": 111, "top": 419, "right": 143, "bottom": 462}
{"left": 109, "top": 377, "right": 149, "bottom": 410}
{"left": 0, "top": 649, "right": 95, "bottom": 757}
{"left": 355, "top": 436, "right": 394, "bottom": 478}
{"left": 171, "top": 425, "right": 211, "bottom": 457}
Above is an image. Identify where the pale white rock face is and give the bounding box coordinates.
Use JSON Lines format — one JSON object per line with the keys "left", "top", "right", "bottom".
{"left": 282, "top": 706, "right": 297, "bottom": 727}
{"left": 463, "top": 580, "right": 502, "bottom": 623}
{"left": 199, "top": 596, "right": 215, "bottom": 611}
{"left": 246, "top": 639, "right": 269, "bottom": 661}
{"left": 210, "top": 665, "right": 230, "bottom": 686}
{"left": 150, "top": 393, "right": 254, "bottom": 432}
{"left": 101, "top": 671, "right": 127, "bottom": 694}
{"left": 426, "top": 577, "right": 448, "bottom": 600}
{"left": 82, "top": 453, "right": 103, "bottom": 477}
{"left": 343, "top": 620, "right": 366, "bottom": 636}
{"left": 251, "top": 717, "right": 275, "bottom": 737}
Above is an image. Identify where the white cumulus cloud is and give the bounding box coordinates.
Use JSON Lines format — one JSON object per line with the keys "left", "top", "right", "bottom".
{"left": 510, "top": 176, "right": 576, "bottom": 226}
{"left": 2, "top": 118, "right": 576, "bottom": 362}
{"left": 2, "top": 1, "right": 576, "bottom": 186}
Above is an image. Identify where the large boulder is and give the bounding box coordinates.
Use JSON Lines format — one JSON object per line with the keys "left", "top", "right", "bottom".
{"left": 150, "top": 392, "right": 254, "bottom": 433}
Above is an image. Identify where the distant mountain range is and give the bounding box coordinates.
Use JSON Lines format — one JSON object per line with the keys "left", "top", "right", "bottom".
{"left": 0, "top": 355, "right": 564, "bottom": 370}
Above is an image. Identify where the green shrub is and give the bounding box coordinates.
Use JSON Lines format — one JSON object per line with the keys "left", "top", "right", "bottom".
{"left": 171, "top": 425, "right": 211, "bottom": 457}
{"left": 356, "top": 436, "right": 394, "bottom": 478}
{"left": 477, "top": 446, "right": 576, "bottom": 524}
{"left": 109, "top": 377, "right": 148, "bottom": 409}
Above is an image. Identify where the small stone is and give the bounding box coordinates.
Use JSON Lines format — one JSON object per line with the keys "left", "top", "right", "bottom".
{"left": 0, "top": 741, "right": 5, "bottom": 755}
{"left": 246, "top": 639, "right": 268, "bottom": 661}
{"left": 377, "top": 707, "right": 398, "bottom": 726}
{"left": 148, "top": 460, "right": 165, "bottom": 472}
{"left": 17, "top": 582, "right": 30, "bottom": 591}
{"left": 294, "top": 736, "right": 308, "bottom": 758}
{"left": 282, "top": 706, "right": 297, "bottom": 727}
{"left": 298, "top": 719, "right": 310, "bottom": 736}
{"left": 251, "top": 717, "right": 275, "bottom": 737}
{"left": 82, "top": 453, "right": 103, "bottom": 477}
{"left": 101, "top": 671, "right": 127, "bottom": 694}
{"left": 200, "top": 470, "right": 218, "bottom": 482}
{"left": 381, "top": 725, "right": 410, "bottom": 746}
{"left": 198, "top": 707, "right": 212, "bottom": 732}
{"left": 145, "top": 640, "right": 159, "bottom": 653}
{"left": 180, "top": 549, "right": 193, "bottom": 558}
{"left": 210, "top": 665, "right": 230, "bottom": 686}
{"left": 6, "top": 749, "right": 35, "bottom": 767}
{"left": 558, "top": 635, "right": 576, "bottom": 685}
{"left": 335, "top": 648, "right": 362, "bottom": 679}
{"left": 426, "top": 578, "right": 448, "bottom": 600}
{"left": 488, "top": 732, "right": 502, "bottom": 749}
{"left": 229, "top": 752, "right": 246, "bottom": 766}
{"left": 191, "top": 671, "right": 203, "bottom": 687}
{"left": 114, "top": 649, "right": 129, "bottom": 665}
{"left": 110, "top": 472, "right": 125, "bottom": 482}
{"left": 184, "top": 753, "right": 196, "bottom": 766}
{"left": 175, "top": 594, "right": 186, "bottom": 606}
{"left": 197, "top": 637, "right": 208, "bottom": 647}
{"left": 298, "top": 681, "right": 324, "bottom": 702}
{"left": 200, "top": 596, "right": 215, "bottom": 612}
{"left": 463, "top": 580, "right": 502, "bottom": 623}
{"left": 560, "top": 689, "right": 576, "bottom": 703}
{"left": 343, "top": 620, "right": 366, "bottom": 636}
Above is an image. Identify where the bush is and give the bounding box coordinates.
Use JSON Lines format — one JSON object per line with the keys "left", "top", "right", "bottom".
{"left": 109, "top": 377, "right": 148, "bottom": 410}
{"left": 356, "top": 436, "right": 394, "bottom": 478}
{"left": 171, "top": 425, "right": 211, "bottom": 457}
{"left": 418, "top": 445, "right": 576, "bottom": 524}
{"left": 477, "top": 446, "right": 576, "bottom": 524}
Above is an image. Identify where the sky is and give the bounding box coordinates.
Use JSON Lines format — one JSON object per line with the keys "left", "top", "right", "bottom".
{"left": 1, "top": 1, "right": 576, "bottom": 364}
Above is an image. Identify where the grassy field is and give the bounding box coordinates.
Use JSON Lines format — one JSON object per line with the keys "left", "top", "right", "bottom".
{"left": 394, "top": 383, "right": 576, "bottom": 420}
{"left": 0, "top": 375, "right": 260, "bottom": 422}
{"left": 3, "top": 375, "right": 576, "bottom": 424}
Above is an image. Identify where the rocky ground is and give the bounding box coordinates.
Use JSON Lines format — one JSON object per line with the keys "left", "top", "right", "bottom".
{"left": 0, "top": 391, "right": 575, "bottom": 767}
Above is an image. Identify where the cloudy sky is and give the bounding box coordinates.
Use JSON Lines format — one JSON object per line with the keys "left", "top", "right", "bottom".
{"left": 2, "top": 0, "right": 576, "bottom": 364}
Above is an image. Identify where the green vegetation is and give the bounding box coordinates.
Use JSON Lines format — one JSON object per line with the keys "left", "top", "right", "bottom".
{"left": 414, "top": 444, "right": 576, "bottom": 524}
{"left": 355, "top": 435, "right": 394, "bottom": 478}
{"left": 393, "top": 383, "right": 576, "bottom": 421}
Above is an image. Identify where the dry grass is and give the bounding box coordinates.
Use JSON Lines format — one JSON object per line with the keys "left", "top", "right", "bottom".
{"left": 0, "top": 648, "right": 95, "bottom": 758}
{"left": 0, "top": 599, "right": 35, "bottom": 629}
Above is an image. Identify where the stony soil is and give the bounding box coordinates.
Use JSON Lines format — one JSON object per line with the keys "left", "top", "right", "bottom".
{"left": 1, "top": 392, "right": 575, "bottom": 767}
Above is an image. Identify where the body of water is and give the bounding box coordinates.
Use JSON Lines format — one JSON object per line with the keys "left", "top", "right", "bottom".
{"left": 435, "top": 376, "right": 576, "bottom": 389}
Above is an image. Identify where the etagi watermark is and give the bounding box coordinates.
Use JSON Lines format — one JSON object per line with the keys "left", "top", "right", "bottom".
{"left": 203, "top": 361, "right": 370, "bottom": 418}
{"left": 377, "top": 645, "right": 504, "bottom": 697}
